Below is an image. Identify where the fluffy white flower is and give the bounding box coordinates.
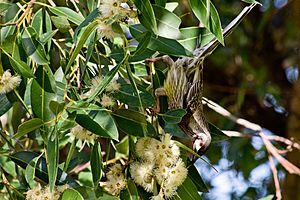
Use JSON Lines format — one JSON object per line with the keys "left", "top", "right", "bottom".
{"left": 104, "top": 163, "right": 127, "bottom": 196}
{"left": 71, "top": 125, "right": 98, "bottom": 142}
{"left": 130, "top": 162, "right": 155, "bottom": 192}
{"left": 100, "top": 94, "right": 115, "bottom": 107}
{"left": 164, "top": 159, "right": 188, "bottom": 188}
{"left": 97, "top": 20, "right": 117, "bottom": 40}
{"left": 25, "top": 185, "right": 43, "bottom": 200}
{"left": 135, "top": 137, "right": 160, "bottom": 162}
{"left": 0, "top": 70, "right": 21, "bottom": 94}
{"left": 99, "top": 0, "right": 123, "bottom": 18}
{"left": 106, "top": 79, "right": 120, "bottom": 92}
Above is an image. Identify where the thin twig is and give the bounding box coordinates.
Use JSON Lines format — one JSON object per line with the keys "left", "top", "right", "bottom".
{"left": 268, "top": 155, "right": 282, "bottom": 200}
{"left": 203, "top": 97, "right": 300, "bottom": 176}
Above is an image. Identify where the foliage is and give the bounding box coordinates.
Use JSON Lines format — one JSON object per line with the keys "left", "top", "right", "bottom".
{"left": 0, "top": 0, "right": 290, "bottom": 200}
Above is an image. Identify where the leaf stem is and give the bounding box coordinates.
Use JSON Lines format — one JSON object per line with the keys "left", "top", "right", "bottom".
{"left": 13, "top": 89, "right": 33, "bottom": 118}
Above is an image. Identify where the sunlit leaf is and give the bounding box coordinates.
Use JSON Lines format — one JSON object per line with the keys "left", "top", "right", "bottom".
{"left": 189, "top": 0, "right": 224, "bottom": 45}
{"left": 153, "top": 5, "right": 181, "bottom": 39}
{"left": 48, "top": 7, "right": 84, "bottom": 25}
{"left": 61, "top": 188, "right": 84, "bottom": 200}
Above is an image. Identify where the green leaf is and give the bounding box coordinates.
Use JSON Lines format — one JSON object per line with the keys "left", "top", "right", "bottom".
{"left": 162, "top": 109, "right": 187, "bottom": 124}
{"left": 165, "top": 2, "right": 179, "bottom": 12}
{"left": 0, "top": 93, "right": 12, "bottom": 117}
{"left": 153, "top": 5, "right": 181, "bottom": 39}
{"left": 176, "top": 176, "right": 202, "bottom": 200}
{"left": 179, "top": 27, "right": 201, "bottom": 52}
{"left": 31, "top": 8, "right": 43, "bottom": 36}
{"left": 48, "top": 7, "right": 84, "bottom": 25}
{"left": 208, "top": 121, "right": 229, "bottom": 142}
{"left": 39, "top": 30, "right": 59, "bottom": 45}
{"left": 45, "top": 10, "right": 53, "bottom": 52}
{"left": 130, "top": 24, "right": 190, "bottom": 56}
{"left": 188, "top": 165, "right": 209, "bottom": 192}
{"left": 113, "top": 84, "right": 155, "bottom": 108}
{"left": 47, "top": 129, "right": 59, "bottom": 191}
{"left": 15, "top": 118, "right": 44, "bottom": 138}
{"left": 164, "top": 123, "right": 190, "bottom": 139}
{"left": 87, "top": 57, "right": 126, "bottom": 102}
{"left": 61, "top": 188, "right": 84, "bottom": 200}
{"left": 9, "top": 151, "right": 78, "bottom": 186}
{"left": 25, "top": 156, "right": 39, "bottom": 188}
{"left": 74, "top": 8, "right": 100, "bottom": 42}
{"left": 132, "top": 31, "right": 152, "bottom": 56}
{"left": 3, "top": 50, "right": 35, "bottom": 78}
{"left": 31, "top": 66, "right": 56, "bottom": 122}
{"left": 115, "top": 136, "right": 129, "bottom": 155}
{"left": 112, "top": 109, "right": 147, "bottom": 137}
{"left": 91, "top": 142, "right": 102, "bottom": 187}
{"left": 21, "top": 27, "right": 49, "bottom": 65}
{"left": 120, "top": 179, "right": 139, "bottom": 200}
{"left": 51, "top": 16, "right": 71, "bottom": 33}
{"left": 49, "top": 100, "right": 65, "bottom": 116}
{"left": 76, "top": 108, "right": 119, "bottom": 141}
{"left": 155, "top": 0, "right": 167, "bottom": 7}
{"left": 189, "top": 0, "right": 224, "bottom": 45}
{"left": 132, "top": 0, "right": 157, "bottom": 34}
{"left": 65, "top": 20, "right": 98, "bottom": 73}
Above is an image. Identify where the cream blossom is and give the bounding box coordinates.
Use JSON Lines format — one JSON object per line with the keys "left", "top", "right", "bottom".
{"left": 103, "top": 163, "right": 127, "bottom": 196}
{"left": 97, "top": 20, "right": 117, "bottom": 40}
{"left": 0, "top": 70, "right": 21, "bottom": 94}
{"left": 71, "top": 125, "right": 98, "bottom": 142}
{"left": 100, "top": 94, "right": 115, "bottom": 107}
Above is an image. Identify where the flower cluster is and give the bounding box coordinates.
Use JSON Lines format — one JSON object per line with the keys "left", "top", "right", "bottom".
{"left": 97, "top": 0, "right": 137, "bottom": 39}
{"left": 81, "top": 75, "right": 120, "bottom": 108}
{"left": 0, "top": 70, "right": 21, "bottom": 94}
{"left": 103, "top": 163, "right": 127, "bottom": 196}
{"left": 71, "top": 124, "right": 98, "bottom": 142}
{"left": 25, "top": 184, "right": 69, "bottom": 200}
{"left": 130, "top": 134, "right": 188, "bottom": 199}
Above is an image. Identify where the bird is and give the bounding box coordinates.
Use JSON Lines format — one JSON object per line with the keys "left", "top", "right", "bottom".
{"left": 147, "top": 3, "right": 258, "bottom": 156}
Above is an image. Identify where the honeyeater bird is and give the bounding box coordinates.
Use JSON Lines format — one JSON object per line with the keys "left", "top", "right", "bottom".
{"left": 147, "top": 3, "right": 257, "bottom": 156}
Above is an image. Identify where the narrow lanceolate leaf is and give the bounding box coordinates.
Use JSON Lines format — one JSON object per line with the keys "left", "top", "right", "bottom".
{"left": 112, "top": 109, "right": 147, "bottom": 137}
{"left": 188, "top": 164, "right": 209, "bottom": 192}
{"left": 189, "top": 0, "right": 224, "bottom": 45}
{"left": 91, "top": 142, "right": 102, "bottom": 187}
{"left": 15, "top": 118, "right": 44, "bottom": 138}
{"left": 0, "top": 93, "right": 12, "bottom": 117}
{"left": 176, "top": 176, "right": 203, "bottom": 200}
{"left": 65, "top": 20, "right": 98, "bottom": 73}
{"left": 61, "top": 188, "right": 84, "bottom": 200}
{"left": 48, "top": 7, "right": 84, "bottom": 25}
{"left": 25, "top": 156, "right": 40, "bottom": 188}
{"left": 162, "top": 109, "right": 187, "bottom": 124}
{"left": 47, "top": 129, "right": 59, "bottom": 192}
{"left": 21, "top": 27, "right": 49, "bottom": 65}
{"left": 74, "top": 8, "right": 100, "bottom": 42}
{"left": 31, "top": 8, "right": 43, "bottom": 36}
{"left": 3, "top": 50, "right": 34, "bottom": 78}
{"left": 132, "top": 0, "right": 157, "bottom": 34}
